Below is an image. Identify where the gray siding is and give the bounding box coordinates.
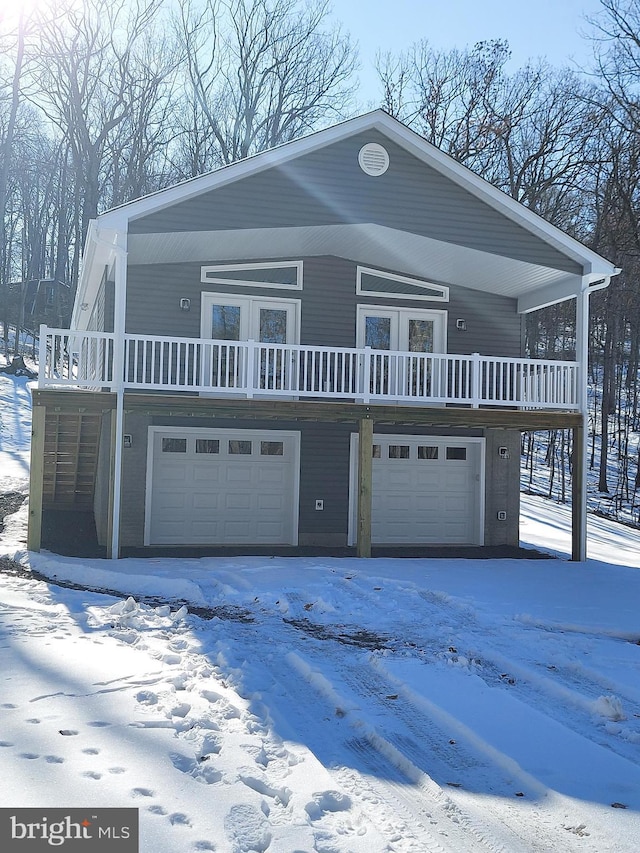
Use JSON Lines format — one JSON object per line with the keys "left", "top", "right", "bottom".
{"left": 483, "top": 429, "right": 521, "bottom": 547}
{"left": 126, "top": 255, "right": 522, "bottom": 358}
{"left": 130, "top": 130, "right": 581, "bottom": 274}
{"left": 118, "top": 412, "right": 153, "bottom": 547}
{"left": 117, "top": 415, "right": 353, "bottom": 548}
{"left": 87, "top": 272, "right": 114, "bottom": 333}
{"left": 115, "top": 415, "right": 520, "bottom": 549}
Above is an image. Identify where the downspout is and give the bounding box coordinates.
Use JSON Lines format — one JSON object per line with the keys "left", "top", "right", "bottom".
{"left": 93, "top": 228, "right": 128, "bottom": 560}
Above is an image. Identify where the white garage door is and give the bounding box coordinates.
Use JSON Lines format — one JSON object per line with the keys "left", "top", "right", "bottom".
{"left": 146, "top": 428, "right": 299, "bottom": 546}
{"left": 351, "top": 435, "right": 484, "bottom": 545}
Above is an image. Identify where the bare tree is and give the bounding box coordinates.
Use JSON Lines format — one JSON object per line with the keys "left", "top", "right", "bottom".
{"left": 175, "top": 0, "right": 358, "bottom": 168}
{"left": 28, "top": 0, "right": 172, "bottom": 233}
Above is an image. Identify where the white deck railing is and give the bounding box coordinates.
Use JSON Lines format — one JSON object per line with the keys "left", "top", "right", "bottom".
{"left": 38, "top": 327, "right": 579, "bottom": 409}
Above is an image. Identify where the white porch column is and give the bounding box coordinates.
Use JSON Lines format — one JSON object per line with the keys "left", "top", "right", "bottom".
{"left": 101, "top": 230, "right": 128, "bottom": 560}
{"left": 572, "top": 279, "right": 590, "bottom": 562}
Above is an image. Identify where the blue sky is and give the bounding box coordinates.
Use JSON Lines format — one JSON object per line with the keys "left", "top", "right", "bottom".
{"left": 328, "top": 0, "right": 606, "bottom": 104}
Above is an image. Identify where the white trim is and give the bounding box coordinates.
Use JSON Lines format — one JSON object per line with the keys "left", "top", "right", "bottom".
{"left": 144, "top": 426, "right": 300, "bottom": 547}
{"left": 201, "top": 260, "right": 303, "bottom": 290}
{"left": 347, "top": 433, "right": 485, "bottom": 546}
{"left": 356, "top": 266, "right": 449, "bottom": 302}
{"left": 356, "top": 304, "right": 448, "bottom": 353}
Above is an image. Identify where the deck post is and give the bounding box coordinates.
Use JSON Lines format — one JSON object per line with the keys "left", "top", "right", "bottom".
{"left": 106, "top": 408, "right": 117, "bottom": 558}
{"left": 571, "top": 422, "right": 586, "bottom": 561}
{"left": 27, "top": 400, "right": 46, "bottom": 552}
{"left": 357, "top": 416, "right": 373, "bottom": 558}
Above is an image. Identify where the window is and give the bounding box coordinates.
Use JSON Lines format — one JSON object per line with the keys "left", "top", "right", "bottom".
{"left": 201, "top": 261, "right": 303, "bottom": 290}
{"left": 357, "top": 266, "right": 448, "bottom": 302}
{"left": 162, "top": 437, "right": 187, "bottom": 453}
{"left": 229, "top": 440, "right": 252, "bottom": 455}
{"left": 261, "top": 441, "right": 284, "bottom": 456}
{"left": 418, "top": 446, "right": 439, "bottom": 460}
{"left": 196, "top": 439, "right": 219, "bottom": 454}
{"left": 446, "top": 447, "right": 467, "bottom": 460}
{"left": 389, "top": 445, "right": 410, "bottom": 459}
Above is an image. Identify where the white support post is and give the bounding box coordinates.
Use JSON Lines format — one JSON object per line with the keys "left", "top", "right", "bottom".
{"left": 38, "top": 324, "right": 47, "bottom": 387}
{"left": 573, "top": 280, "right": 590, "bottom": 561}
{"left": 471, "top": 352, "right": 481, "bottom": 408}
{"left": 362, "top": 346, "right": 371, "bottom": 404}
{"left": 246, "top": 339, "right": 255, "bottom": 398}
{"left": 107, "top": 231, "right": 128, "bottom": 560}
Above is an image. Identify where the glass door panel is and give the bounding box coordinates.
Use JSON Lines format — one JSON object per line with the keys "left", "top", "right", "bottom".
{"left": 210, "top": 304, "right": 241, "bottom": 340}
{"left": 365, "top": 315, "right": 392, "bottom": 350}
{"left": 408, "top": 318, "right": 434, "bottom": 352}
{"left": 407, "top": 318, "right": 434, "bottom": 396}
{"left": 251, "top": 301, "right": 297, "bottom": 392}
{"left": 259, "top": 308, "right": 288, "bottom": 343}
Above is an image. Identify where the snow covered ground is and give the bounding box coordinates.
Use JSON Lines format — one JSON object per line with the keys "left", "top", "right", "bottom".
{"left": 1, "top": 372, "right": 640, "bottom": 852}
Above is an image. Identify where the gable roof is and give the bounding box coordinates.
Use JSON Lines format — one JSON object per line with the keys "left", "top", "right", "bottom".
{"left": 74, "top": 110, "right": 619, "bottom": 327}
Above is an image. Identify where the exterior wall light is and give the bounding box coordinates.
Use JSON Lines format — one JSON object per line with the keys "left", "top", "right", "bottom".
{"left": 180, "top": 298, "right": 191, "bottom": 311}
{"left": 456, "top": 319, "right": 467, "bottom": 331}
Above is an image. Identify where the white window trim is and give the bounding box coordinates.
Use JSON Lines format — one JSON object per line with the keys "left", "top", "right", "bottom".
{"left": 201, "top": 260, "right": 303, "bottom": 290}
{"left": 201, "top": 292, "right": 301, "bottom": 343}
{"left": 347, "top": 434, "right": 485, "bottom": 547}
{"left": 356, "top": 266, "right": 449, "bottom": 302}
{"left": 144, "top": 426, "right": 300, "bottom": 546}
{"left": 356, "top": 304, "right": 448, "bottom": 353}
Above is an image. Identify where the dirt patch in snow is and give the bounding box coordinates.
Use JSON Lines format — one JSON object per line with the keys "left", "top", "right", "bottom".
{"left": 284, "top": 617, "right": 391, "bottom": 649}
{"left": 0, "top": 491, "right": 26, "bottom": 532}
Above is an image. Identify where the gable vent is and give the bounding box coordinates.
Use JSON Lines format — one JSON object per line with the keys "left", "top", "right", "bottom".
{"left": 358, "top": 143, "right": 389, "bottom": 176}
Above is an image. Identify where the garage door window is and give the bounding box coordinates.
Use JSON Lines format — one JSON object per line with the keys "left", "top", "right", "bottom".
{"left": 418, "top": 445, "right": 439, "bottom": 460}
{"left": 229, "top": 440, "right": 252, "bottom": 455}
{"left": 389, "top": 445, "right": 410, "bottom": 459}
{"left": 261, "top": 441, "right": 284, "bottom": 456}
{"left": 196, "top": 439, "right": 219, "bottom": 454}
{"left": 162, "top": 437, "right": 187, "bottom": 452}
{"left": 446, "top": 447, "right": 467, "bottom": 460}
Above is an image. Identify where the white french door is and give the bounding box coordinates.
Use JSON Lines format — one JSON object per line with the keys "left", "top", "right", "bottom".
{"left": 356, "top": 306, "right": 447, "bottom": 399}
{"left": 356, "top": 306, "right": 446, "bottom": 352}
{"left": 201, "top": 294, "right": 299, "bottom": 344}
{"left": 200, "top": 294, "right": 299, "bottom": 391}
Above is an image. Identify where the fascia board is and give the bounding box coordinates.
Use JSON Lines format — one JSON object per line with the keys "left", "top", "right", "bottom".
{"left": 517, "top": 275, "right": 584, "bottom": 313}
{"left": 72, "top": 222, "right": 125, "bottom": 329}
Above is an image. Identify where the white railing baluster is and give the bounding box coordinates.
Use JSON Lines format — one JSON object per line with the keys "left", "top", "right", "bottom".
{"left": 35, "top": 326, "right": 581, "bottom": 408}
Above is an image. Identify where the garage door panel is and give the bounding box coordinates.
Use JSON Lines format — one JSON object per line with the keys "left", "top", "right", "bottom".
{"left": 159, "top": 467, "right": 190, "bottom": 485}
{"left": 224, "top": 466, "right": 253, "bottom": 484}
{"left": 154, "top": 492, "right": 188, "bottom": 511}
{"left": 258, "top": 467, "right": 288, "bottom": 485}
{"left": 193, "top": 466, "right": 221, "bottom": 484}
{"left": 368, "top": 435, "right": 482, "bottom": 545}
{"left": 192, "top": 492, "right": 220, "bottom": 510}
{"left": 149, "top": 429, "right": 298, "bottom": 545}
{"left": 225, "top": 493, "right": 252, "bottom": 510}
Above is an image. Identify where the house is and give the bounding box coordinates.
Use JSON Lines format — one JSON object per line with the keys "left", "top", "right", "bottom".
{"left": 8, "top": 278, "right": 71, "bottom": 333}
{"left": 28, "top": 111, "right": 619, "bottom": 560}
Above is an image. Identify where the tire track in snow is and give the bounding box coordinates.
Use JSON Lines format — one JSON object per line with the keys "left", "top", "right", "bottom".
{"left": 283, "top": 578, "right": 640, "bottom": 762}
{"left": 273, "top": 590, "right": 607, "bottom": 853}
